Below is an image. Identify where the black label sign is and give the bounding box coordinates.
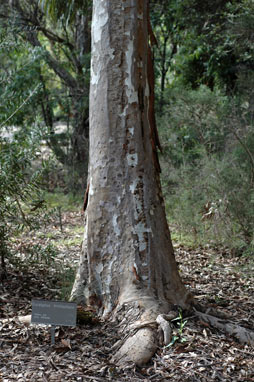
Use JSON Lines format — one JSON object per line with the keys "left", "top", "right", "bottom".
{"left": 31, "top": 300, "right": 77, "bottom": 326}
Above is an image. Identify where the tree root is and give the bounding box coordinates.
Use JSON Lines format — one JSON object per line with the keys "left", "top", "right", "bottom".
{"left": 113, "top": 326, "right": 158, "bottom": 366}
{"left": 156, "top": 314, "right": 174, "bottom": 346}
{"left": 194, "top": 307, "right": 254, "bottom": 345}
{"left": 112, "top": 302, "right": 254, "bottom": 366}
{"left": 111, "top": 304, "right": 178, "bottom": 366}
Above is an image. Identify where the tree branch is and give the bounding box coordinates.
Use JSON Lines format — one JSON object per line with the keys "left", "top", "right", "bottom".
{"left": 25, "top": 30, "right": 78, "bottom": 89}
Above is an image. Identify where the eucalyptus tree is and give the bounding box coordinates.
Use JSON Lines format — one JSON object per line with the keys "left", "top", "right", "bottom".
{"left": 70, "top": 0, "right": 192, "bottom": 365}
{"left": 70, "top": 0, "right": 254, "bottom": 365}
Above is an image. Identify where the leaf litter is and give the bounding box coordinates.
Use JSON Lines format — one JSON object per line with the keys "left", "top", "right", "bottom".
{"left": 1, "top": 211, "right": 254, "bottom": 381}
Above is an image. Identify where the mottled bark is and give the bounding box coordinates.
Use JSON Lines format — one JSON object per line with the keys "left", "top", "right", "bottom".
{"left": 71, "top": 0, "right": 191, "bottom": 365}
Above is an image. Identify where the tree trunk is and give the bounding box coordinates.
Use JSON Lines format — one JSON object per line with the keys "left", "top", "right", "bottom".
{"left": 71, "top": 0, "right": 191, "bottom": 365}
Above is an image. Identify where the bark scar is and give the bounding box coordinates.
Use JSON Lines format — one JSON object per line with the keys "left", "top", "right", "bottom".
{"left": 83, "top": 182, "right": 90, "bottom": 211}
{"left": 132, "top": 265, "right": 141, "bottom": 281}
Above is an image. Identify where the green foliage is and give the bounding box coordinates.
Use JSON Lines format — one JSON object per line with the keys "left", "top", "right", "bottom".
{"left": 0, "top": 132, "right": 48, "bottom": 266}
{"left": 0, "top": 31, "right": 43, "bottom": 128}
{"left": 166, "top": 309, "right": 188, "bottom": 348}
{"left": 39, "top": 0, "right": 91, "bottom": 25}
{"left": 0, "top": 0, "right": 91, "bottom": 191}
{"left": 150, "top": 0, "right": 254, "bottom": 94}
{"left": 22, "top": 243, "right": 58, "bottom": 265}
{"left": 150, "top": 0, "right": 254, "bottom": 258}
{"left": 160, "top": 84, "right": 254, "bottom": 255}
{"left": 159, "top": 85, "right": 228, "bottom": 166}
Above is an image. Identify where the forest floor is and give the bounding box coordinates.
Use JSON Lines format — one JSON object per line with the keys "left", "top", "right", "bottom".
{"left": 1, "top": 209, "right": 254, "bottom": 381}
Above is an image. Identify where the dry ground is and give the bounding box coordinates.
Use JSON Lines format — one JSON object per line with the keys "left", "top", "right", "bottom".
{"left": 1, "top": 210, "right": 254, "bottom": 381}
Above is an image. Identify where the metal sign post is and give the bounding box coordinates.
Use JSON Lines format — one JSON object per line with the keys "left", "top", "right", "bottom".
{"left": 50, "top": 325, "right": 56, "bottom": 345}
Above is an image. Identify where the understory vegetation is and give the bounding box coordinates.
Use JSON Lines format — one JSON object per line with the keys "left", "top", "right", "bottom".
{"left": 159, "top": 84, "right": 254, "bottom": 256}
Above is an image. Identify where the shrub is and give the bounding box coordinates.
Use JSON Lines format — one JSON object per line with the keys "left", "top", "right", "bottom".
{"left": 159, "top": 85, "right": 254, "bottom": 255}
{"left": 0, "top": 131, "right": 48, "bottom": 272}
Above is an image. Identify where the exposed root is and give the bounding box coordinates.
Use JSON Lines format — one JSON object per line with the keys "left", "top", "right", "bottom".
{"left": 114, "top": 327, "right": 158, "bottom": 366}
{"left": 113, "top": 299, "right": 254, "bottom": 366}
{"left": 111, "top": 300, "right": 181, "bottom": 366}
{"left": 156, "top": 314, "right": 174, "bottom": 346}
{"left": 194, "top": 308, "right": 254, "bottom": 345}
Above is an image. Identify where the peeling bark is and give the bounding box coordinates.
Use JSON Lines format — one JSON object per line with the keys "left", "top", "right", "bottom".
{"left": 71, "top": 0, "right": 191, "bottom": 365}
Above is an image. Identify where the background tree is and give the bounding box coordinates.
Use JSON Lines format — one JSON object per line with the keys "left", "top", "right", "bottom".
{"left": 149, "top": 0, "right": 178, "bottom": 112}
{"left": 0, "top": 0, "right": 92, "bottom": 189}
